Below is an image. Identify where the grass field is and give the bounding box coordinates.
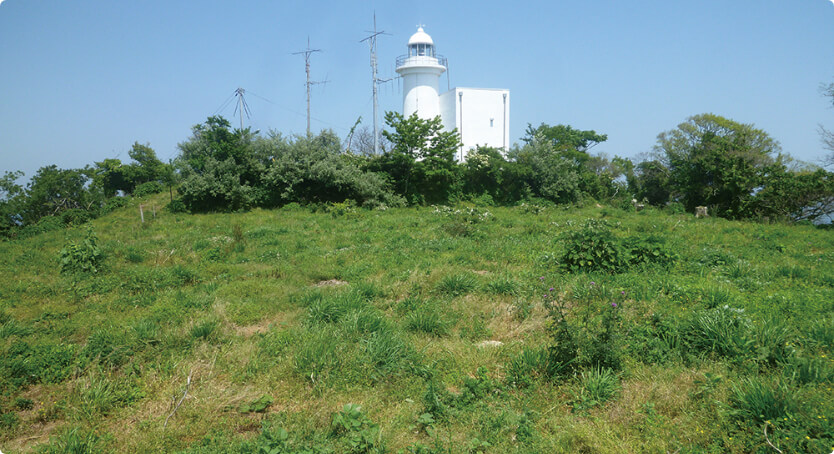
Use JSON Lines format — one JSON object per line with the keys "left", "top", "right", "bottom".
{"left": 1, "top": 193, "right": 832, "bottom": 453}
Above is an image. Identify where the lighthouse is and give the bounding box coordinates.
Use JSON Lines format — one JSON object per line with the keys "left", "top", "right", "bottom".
{"left": 395, "top": 26, "right": 510, "bottom": 161}
{"left": 395, "top": 27, "right": 447, "bottom": 120}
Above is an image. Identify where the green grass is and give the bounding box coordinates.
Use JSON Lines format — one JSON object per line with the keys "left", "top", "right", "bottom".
{"left": 0, "top": 193, "right": 832, "bottom": 453}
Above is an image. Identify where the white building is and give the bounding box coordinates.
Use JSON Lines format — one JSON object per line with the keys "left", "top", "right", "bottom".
{"left": 395, "top": 27, "right": 510, "bottom": 162}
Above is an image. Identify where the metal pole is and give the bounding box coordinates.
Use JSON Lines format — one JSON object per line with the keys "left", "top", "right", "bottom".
{"left": 502, "top": 93, "right": 508, "bottom": 152}
{"left": 238, "top": 90, "right": 244, "bottom": 131}
{"left": 458, "top": 91, "right": 464, "bottom": 161}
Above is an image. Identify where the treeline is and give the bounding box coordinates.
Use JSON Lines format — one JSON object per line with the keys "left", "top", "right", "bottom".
{"left": 2, "top": 111, "right": 833, "bottom": 239}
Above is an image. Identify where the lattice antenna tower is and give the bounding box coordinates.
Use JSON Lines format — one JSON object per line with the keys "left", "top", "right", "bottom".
{"left": 293, "top": 37, "right": 327, "bottom": 136}
{"left": 234, "top": 88, "right": 252, "bottom": 131}
{"left": 360, "top": 13, "right": 392, "bottom": 155}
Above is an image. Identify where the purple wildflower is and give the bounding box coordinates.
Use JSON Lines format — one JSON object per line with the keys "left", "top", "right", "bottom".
{"left": 590, "top": 281, "right": 596, "bottom": 286}
{"left": 539, "top": 276, "right": 545, "bottom": 281}
{"left": 549, "top": 288, "right": 555, "bottom": 292}
{"left": 621, "top": 291, "right": 626, "bottom": 295}
{"left": 612, "top": 302, "right": 618, "bottom": 308}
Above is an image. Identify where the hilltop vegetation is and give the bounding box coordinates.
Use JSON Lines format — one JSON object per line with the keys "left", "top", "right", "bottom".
{"left": 3, "top": 110, "right": 834, "bottom": 242}
{"left": 0, "top": 195, "right": 832, "bottom": 452}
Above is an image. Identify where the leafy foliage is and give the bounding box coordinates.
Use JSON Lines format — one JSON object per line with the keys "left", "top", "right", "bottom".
{"left": 59, "top": 227, "right": 103, "bottom": 274}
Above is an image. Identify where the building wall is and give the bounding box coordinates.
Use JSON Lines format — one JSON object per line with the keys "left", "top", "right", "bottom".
{"left": 401, "top": 66, "right": 445, "bottom": 121}
{"left": 438, "top": 87, "right": 510, "bottom": 162}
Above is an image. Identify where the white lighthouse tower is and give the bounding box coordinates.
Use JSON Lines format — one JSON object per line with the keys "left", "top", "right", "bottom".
{"left": 394, "top": 26, "right": 510, "bottom": 161}
{"left": 395, "top": 27, "right": 447, "bottom": 120}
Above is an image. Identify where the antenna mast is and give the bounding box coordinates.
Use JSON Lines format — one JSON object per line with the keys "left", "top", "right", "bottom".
{"left": 360, "top": 13, "right": 390, "bottom": 155}
{"left": 293, "top": 37, "right": 326, "bottom": 136}
{"left": 233, "top": 88, "right": 251, "bottom": 131}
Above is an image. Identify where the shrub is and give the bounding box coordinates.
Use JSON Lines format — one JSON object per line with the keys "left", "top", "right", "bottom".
{"left": 560, "top": 219, "right": 627, "bottom": 273}
{"left": 166, "top": 198, "right": 188, "bottom": 213}
{"left": 60, "top": 208, "right": 91, "bottom": 226}
{"left": 132, "top": 181, "right": 164, "bottom": 197}
{"left": 100, "top": 196, "right": 130, "bottom": 215}
{"left": 59, "top": 227, "right": 103, "bottom": 274}
{"left": 560, "top": 219, "right": 676, "bottom": 273}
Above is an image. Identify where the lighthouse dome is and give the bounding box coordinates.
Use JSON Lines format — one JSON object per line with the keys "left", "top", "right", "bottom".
{"left": 408, "top": 27, "right": 434, "bottom": 45}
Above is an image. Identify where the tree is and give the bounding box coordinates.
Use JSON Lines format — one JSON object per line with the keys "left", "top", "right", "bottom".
{"left": 655, "top": 113, "right": 780, "bottom": 218}
{"left": 0, "top": 171, "right": 24, "bottom": 237}
{"left": 20, "top": 166, "right": 93, "bottom": 224}
{"left": 175, "top": 116, "right": 266, "bottom": 211}
{"left": 508, "top": 136, "right": 582, "bottom": 204}
{"left": 821, "top": 82, "right": 834, "bottom": 168}
{"left": 522, "top": 123, "right": 608, "bottom": 155}
{"left": 372, "top": 112, "right": 461, "bottom": 204}
{"left": 745, "top": 163, "right": 834, "bottom": 222}
{"left": 629, "top": 160, "right": 671, "bottom": 206}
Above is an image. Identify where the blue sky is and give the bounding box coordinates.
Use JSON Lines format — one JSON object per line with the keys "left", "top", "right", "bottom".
{"left": 1, "top": 0, "right": 833, "bottom": 179}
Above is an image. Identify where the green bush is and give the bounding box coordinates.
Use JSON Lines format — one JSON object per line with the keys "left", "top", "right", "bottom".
{"left": 560, "top": 219, "right": 676, "bottom": 273}
{"left": 59, "top": 227, "right": 103, "bottom": 274}
{"left": 560, "top": 219, "right": 627, "bottom": 273}
{"left": 60, "top": 208, "right": 91, "bottom": 226}
{"left": 132, "top": 181, "right": 164, "bottom": 197}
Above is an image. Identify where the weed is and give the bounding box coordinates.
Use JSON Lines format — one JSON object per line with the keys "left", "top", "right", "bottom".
{"left": 190, "top": 320, "right": 218, "bottom": 341}
{"left": 578, "top": 367, "right": 620, "bottom": 405}
{"left": 730, "top": 377, "right": 798, "bottom": 424}
{"left": 59, "top": 227, "right": 103, "bottom": 273}
{"left": 505, "top": 347, "right": 551, "bottom": 388}
{"left": 485, "top": 277, "right": 518, "bottom": 295}
{"left": 436, "top": 273, "right": 477, "bottom": 297}
{"left": 330, "top": 403, "right": 381, "bottom": 453}
{"left": 404, "top": 306, "right": 450, "bottom": 336}
{"left": 361, "top": 329, "right": 414, "bottom": 378}
{"left": 40, "top": 427, "right": 102, "bottom": 454}
{"left": 751, "top": 317, "right": 795, "bottom": 367}
{"left": 238, "top": 394, "right": 273, "bottom": 413}
{"left": 685, "top": 305, "right": 751, "bottom": 359}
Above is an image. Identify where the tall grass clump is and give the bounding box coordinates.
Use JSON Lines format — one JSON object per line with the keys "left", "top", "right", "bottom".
{"left": 730, "top": 377, "right": 799, "bottom": 424}
{"left": 293, "top": 327, "right": 344, "bottom": 384}
{"left": 307, "top": 289, "right": 367, "bottom": 324}
{"left": 685, "top": 305, "right": 751, "bottom": 359}
{"left": 436, "top": 273, "right": 477, "bottom": 297}
{"left": 579, "top": 367, "right": 620, "bottom": 404}
{"left": 404, "top": 305, "right": 450, "bottom": 337}
{"left": 361, "top": 329, "right": 416, "bottom": 379}
{"left": 485, "top": 277, "right": 519, "bottom": 295}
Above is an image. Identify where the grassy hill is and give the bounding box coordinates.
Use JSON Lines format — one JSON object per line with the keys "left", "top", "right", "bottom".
{"left": 1, "top": 194, "right": 832, "bottom": 453}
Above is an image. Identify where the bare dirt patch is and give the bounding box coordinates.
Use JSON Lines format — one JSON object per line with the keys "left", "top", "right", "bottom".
{"left": 315, "top": 279, "right": 348, "bottom": 287}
